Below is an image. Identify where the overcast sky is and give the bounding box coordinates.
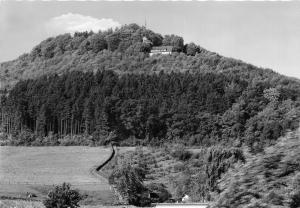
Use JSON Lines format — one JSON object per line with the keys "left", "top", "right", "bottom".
{"left": 0, "top": 1, "right": 300, "bottom": 78}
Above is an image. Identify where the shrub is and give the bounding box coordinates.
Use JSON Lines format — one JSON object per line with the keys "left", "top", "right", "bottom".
{"left": 290, "top": 191, "right": 300, "bottom": 208}
{"left": 171, "top": 147, "right": 192, "bottom": 161}
{"left": 40, "top": 133, "right": 59, "bottom": 146}
{"left": 43, "top": 183, "right": 83, "bottom": 208}
{"left": 191, "top": 160, "right": 203, "bottom": 168}
{"left": 173, "top": 162, "right": 185, "bottom": 172}
{"left": 0, "top": 132, "right": 9, "bottom": 146}
{"left": 58, "top": 135, "right": 92, "bottom": 146}
{"left": 147, "top": 182, "right": 172, "bottom": 203}
{"left": 12, "top": 129, "right": 36, "bottom": 146}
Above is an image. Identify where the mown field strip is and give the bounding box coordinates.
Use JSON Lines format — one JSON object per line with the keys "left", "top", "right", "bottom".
{"left": 0, "top": 199, "right": 137, "bottom": 208}
{"left": 0, "top": 146, "right": 112, "bottom": 194}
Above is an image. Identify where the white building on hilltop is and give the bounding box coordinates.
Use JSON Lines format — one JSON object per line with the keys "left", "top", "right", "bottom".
{"left": 150, "top": 46, "right": 173, "bottom": 56}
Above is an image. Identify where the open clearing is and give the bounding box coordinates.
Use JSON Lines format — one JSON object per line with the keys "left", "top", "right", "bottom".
{"left": 0, "top": 146, "right": 113, "bottom": 203}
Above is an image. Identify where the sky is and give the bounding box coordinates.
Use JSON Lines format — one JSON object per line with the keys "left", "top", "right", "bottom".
{"left": 0, "top": 1, "right": 300, "bottom": 78}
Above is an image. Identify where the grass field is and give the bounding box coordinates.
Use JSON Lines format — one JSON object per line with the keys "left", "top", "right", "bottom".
{"left": 0, "top": 146, "right": 114, "bottom": 204}
{"left": 0, "top": 200, "right": 137, "bottom": 208}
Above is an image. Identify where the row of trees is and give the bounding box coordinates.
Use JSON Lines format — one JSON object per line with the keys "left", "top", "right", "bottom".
{"left": 1, "top": 69, "right": 299, "bottom": 150}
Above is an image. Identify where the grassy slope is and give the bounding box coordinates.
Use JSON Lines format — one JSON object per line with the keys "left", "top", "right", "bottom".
{"left": 0, "top": 200, "right": 137, "bottom": 208}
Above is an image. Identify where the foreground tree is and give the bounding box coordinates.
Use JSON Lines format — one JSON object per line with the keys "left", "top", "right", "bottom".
{"left": 213, "top": 130, "right": 300, "bottom": 208}
{"left": 108, "top": 164, "right": 149, "bottom": 206}
{"left": 43, "top": 183, "right": 83, "bottom": 208}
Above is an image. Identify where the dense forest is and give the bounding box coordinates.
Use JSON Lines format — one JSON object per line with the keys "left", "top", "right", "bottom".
{"left": 1, "top": 24, "right": 300, "bottom": 151}
{"left": 1, "top": 69, "right": 300, "bottom": 151}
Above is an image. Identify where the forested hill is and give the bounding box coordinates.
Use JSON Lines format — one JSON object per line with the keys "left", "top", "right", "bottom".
{"left": 1, "top": 23, "right": 300, "bottom": 151}
{"left": 0, "top": 23, "right": 274, "bottom": 90}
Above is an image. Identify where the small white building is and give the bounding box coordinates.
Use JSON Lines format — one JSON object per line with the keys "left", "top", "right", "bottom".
{"left": 182, "top": 194, "right": 191, "bottom": 203}
{"left": 155, "top": 203, "right": 209, "bottom": 208}
{"left": 150, "top": 46, "right": 173, "bottom": 56}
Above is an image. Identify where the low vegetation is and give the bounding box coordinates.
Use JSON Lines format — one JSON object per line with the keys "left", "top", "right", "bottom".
{"left": 104, "top": 145, "right": 245, "bottom": 202}
{"left": 43, "top": 183, "right": 83, "bottom": 208}
{"left": 0, "top": 200, "right": 135, "bottom": 208}
{"left": 105, "top": 131, "right": 300, "bottom": 207}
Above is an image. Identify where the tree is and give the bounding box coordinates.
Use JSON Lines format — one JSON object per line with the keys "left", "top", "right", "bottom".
{"left": 290, "top": 173, "right": 300, "bottom": 208}
{"left": 89, "top": 33, "right": 107, "bottom": 53}
{"left": 264, "top": 88, "right": 280, "bottom": 102}
{"left": 36, "top": 104, "right": 47, "bottom": 136}
{"left": 106, "top": 33, "right": 121, "bottom": 51}
{"left": 93, "top": 101, "right": 110, "bottom": 145}
{"left": 186, "top": 43, "right": 199, "bottom": 56}
{"left": 83, "top": 98, "right": 94, "bottom": 135}
{"left": 204, "top": 146, "right": 245, "bottom": 193}
{"left": 108, "top": 163, "right": 148, "bottom": 206}
{"left": 163, "top": 35, "right": 184, "bottom": 52}
{"left": 43, "top": 183, "right": 83, "bottom": 208}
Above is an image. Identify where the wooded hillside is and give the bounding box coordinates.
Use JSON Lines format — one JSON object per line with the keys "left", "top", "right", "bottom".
{"left": 1, "top": 69, "right": 300, "bottom": 151}
{"left": 0, "top": 23, "right": 300, "bottom": 151}
{"left": 0, "top": 23, "right": 264, "bottom": 90}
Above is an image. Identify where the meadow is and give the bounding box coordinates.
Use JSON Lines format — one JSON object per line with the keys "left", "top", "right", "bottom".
{"left": 0, "top": 200, "right": 137, "bottom": 208}
{"left": 0, "top": 146, "right": 114, "bottom": 204}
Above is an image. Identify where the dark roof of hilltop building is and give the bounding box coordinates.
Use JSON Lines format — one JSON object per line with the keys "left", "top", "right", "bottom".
{"left": 151, "top": 46, "right": 173, "bottom": 52}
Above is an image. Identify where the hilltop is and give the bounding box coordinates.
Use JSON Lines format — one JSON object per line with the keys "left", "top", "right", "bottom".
{"left": 0, "top": 23, "right": 273, "bottom": 90}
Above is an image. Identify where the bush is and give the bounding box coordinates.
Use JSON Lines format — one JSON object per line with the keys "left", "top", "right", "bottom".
{"left": 12, "top": 129, "right": 37, "bottom": 146}
{"left": 58, "top": 135, "right": 92, "bottom": 146}
{"left": 290, "top": 191, "right": 300, "bottom": 208}
{"left": 173, "top": 162, "right": 185, "bottom": 172}
{"left": 146, "top": 182, "right": 172, "bottom": 203}
{"left": 43, "top": 183, "right": 83, "bottom": 208}
{"left": 171, "top": 146, "right": 192, "bottom": 161}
